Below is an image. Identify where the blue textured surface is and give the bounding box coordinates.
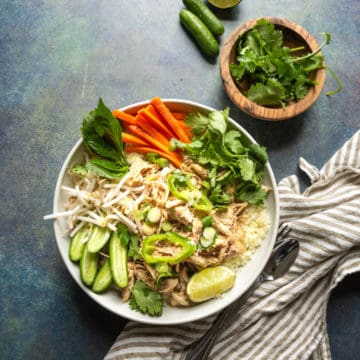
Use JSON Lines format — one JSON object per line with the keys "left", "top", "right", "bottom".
{"left": 0, "top": 1, "right": 359, "bottom": 359}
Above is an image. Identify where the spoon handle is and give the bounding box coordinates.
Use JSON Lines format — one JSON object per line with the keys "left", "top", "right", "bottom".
{"left": 185, "top": 278, "right": 261, "bottom": 360}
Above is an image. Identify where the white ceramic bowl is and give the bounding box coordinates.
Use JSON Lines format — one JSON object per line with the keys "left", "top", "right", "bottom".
{"left": 53, "top": 99, "right": 279, "bottom": 325}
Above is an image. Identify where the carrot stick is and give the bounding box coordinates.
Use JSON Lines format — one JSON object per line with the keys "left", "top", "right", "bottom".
{"left": 135, "top": 114, "right": 171, "bottom": 147}
{"left": 176, "top": 120, "right": 192, "bottom": 139}
{"left": 171, "top": 112, "right": 187, "bottom": 121}
{"left": 138, "top": 105, "right": 175, "bottom": 140}
{"left": 150, "top": 97, "right": 191, "bottom": 143}
{"left": 122, "top": 132, "right": 149, "bottom": 147}
{"left": 112, "top": 109, "right": 137, "bottom": 125}
{"left": 125, "top": 146, "right": 182, "bottom": 168}
{"left": 127, "top": 125, "right": 173, "bottom": 155}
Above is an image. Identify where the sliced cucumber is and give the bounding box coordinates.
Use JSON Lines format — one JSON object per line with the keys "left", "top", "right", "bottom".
{"left": 80, "top": 243, "right": 99, "bottom": 286}
{"left": 87, "top": 225, "right": 111, "bottom": 253}
{"left": 142, "top": 223, "right": 157, "bottom": 236}
{"left": 146, "top": 207, "right": 162, "bottom": 224}
{"left": 69, "top": 225, "right": 89, "bottom": 262}
{"left": 200, "top": 226, "right": 217, "bottom": 249}
{"left": 161, "top": 221, "right": 173, "bottom": 232}
{"left": 109, "top": 231, "right": 128, "bottom": 288}
{"left": 201, "top": 215, "right": 213, "bottom": 228}
{"left": 92, "top": 258, "right": 112, "bottom": 293}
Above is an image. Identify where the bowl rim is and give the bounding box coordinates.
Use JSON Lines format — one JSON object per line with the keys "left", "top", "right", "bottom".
{"left": 52, "top": 98, "right": 280, "bottom": 325}
{"left": 220, "top": 17, "right": 326, "bottom": 121}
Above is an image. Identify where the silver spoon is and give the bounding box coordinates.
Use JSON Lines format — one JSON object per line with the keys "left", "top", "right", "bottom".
{"left": 185, "top": 238, "right": 300, "bottom": 360}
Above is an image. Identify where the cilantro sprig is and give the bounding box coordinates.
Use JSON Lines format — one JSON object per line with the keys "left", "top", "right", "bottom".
{"left": 179, "top": 108, "right": 268, "bottom": 206}
{"left": 129, "top": 280, "right": 163, "bottom": 317}
{"left": 230, "top": 19, "right": 342, "bottom": 108}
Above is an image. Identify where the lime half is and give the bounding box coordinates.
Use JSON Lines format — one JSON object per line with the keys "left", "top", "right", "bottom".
{"left": 208, "top": 0, "right": 242, "bottom": 9}
{"left": 187, "top": 266, "right": 236, "bottom": 303}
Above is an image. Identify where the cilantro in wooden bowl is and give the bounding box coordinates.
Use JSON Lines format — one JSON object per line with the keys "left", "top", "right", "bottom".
{"left": 220, "top": 18, "right": 341, "bottom": 121}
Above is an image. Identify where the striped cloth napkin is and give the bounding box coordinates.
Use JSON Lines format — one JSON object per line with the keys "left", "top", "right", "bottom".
{"left": 104, "top": 130, "right": 360, "bottom": 360}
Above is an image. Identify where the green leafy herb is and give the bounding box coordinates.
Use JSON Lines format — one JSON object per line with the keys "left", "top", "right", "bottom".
{"left": 125, "top": 233, "right": 140, "bottom": 261}
{"left": 114, "top": 223, "right": 141, "bottom": 261}
{"left": 230, "top": 18, "right": 342, "bottom": 107}
{"left": 129, "top": 280, "right": 163, "bottom": 316}
{"left": 155, "top": 263, "right": 175, "bottom": 285}
{"left": 78, "top": 98, "right": 129, "bottom": 179}
{"left": 208, "top": 184, "right": 232, "bottom": 207}
{"left": 201, "top": 215, "right": 213, "bottom": 227}
{"left": 236, "top": 183, "right": 267, "bottom": 205}
{"left": 71, "top": 158, "right": 128, "bottom": 180}
{"left": 184, "top": 108, "right": 268, "bottom": 206}
{"left": 146, "top": 153, "right": 169, "bottom": 168}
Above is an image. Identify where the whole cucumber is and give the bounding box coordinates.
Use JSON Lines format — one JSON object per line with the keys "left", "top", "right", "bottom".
{"left": 183, "top": 0, "right": 224, "bottom": 36}
{"left": 180, "top": 9, "right": 219, "bottom": 58}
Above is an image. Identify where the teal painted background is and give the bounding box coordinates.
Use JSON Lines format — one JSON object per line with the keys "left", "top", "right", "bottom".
{"left": 1, "top": 1, "right": 359, "bottom": 359}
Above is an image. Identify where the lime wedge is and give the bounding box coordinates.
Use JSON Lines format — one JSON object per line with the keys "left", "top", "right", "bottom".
{"left": 208, "top": 0, "right": 242, "bottom": 9}
{"left": 186, "top": 266, "right": 236, "bottom": 303}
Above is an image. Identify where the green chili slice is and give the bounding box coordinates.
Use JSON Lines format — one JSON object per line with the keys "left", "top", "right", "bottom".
{"left": 141, "top": 232, "right": 196, "bottom": 264}
{"left": 167, "top": 171, "right": 213, "bottom": 213}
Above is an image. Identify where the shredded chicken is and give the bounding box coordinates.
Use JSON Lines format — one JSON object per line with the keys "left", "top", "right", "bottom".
{"left": 47, "top": 152, "right": 256, "bottom": 308}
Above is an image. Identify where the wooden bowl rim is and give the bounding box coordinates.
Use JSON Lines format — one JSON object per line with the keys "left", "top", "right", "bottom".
{"left": 220, "top": 17, "right": 326, "bottom": 121}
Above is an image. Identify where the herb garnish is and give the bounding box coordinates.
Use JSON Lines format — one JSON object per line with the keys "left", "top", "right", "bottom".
{"left": 129, "top": 280, "right": 163, "bottom": 316}
{"left": 230, "top": 19, "right": 342, "bottom": 108}
{"left": 72, "top": 98, "right": 129, "bottom": 179}
{"left": 178, "top": 108, "right": 268, "bottom": 206}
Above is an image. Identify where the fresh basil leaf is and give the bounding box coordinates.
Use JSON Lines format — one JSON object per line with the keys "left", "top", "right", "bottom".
{"left": 86, "top": 158, "right": 128, "bottom": 179}
{"left": 79, "top": 98, "right": 129, "bottom": 179}
{"left": 70, "top": 164, "right": 88, "bottom": 177}
{"left": 82, "top": 98, "right": 124, "bottom": 162}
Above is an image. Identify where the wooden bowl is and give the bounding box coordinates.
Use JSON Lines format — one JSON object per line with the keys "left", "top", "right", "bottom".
{"left": 220, "top": 17, "right": 326, "bottom": 121}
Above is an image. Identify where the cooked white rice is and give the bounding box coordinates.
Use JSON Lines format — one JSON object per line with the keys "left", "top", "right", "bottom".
{"left": 225, "top": 204, "right": 270, "bottom": 270}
